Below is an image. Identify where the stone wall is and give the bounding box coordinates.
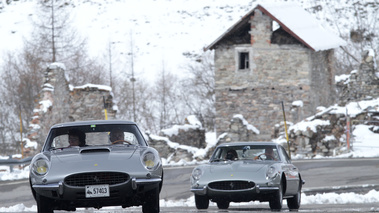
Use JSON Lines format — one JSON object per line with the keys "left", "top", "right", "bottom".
{"left": 70, "top": 85, "right": 116, "bottom": 121}
{"left": 215, "top": 44, "right": 334, "bottom": 140}
{"left": 159, "top": 115, "right": 206, "bottom": 148}
{"left": 336, "top": 50, "right": 379, "bottom": 105}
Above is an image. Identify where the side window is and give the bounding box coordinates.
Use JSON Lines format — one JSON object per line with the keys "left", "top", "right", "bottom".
{"left": 239, "top": 52, "right": 249, "bottom": 69}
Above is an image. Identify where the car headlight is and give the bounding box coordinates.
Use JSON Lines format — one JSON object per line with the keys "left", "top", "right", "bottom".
{"left": 32, "top": 158, "right": 50, "bottom": 176}
{"left": 266, "top": 166, "right": 278, "bottom": 180}
{"left": 142, "top": 151, "right": 160, "bottom": 171}
{"left": 191, "top": 168, "right": 203, "bottom": 181}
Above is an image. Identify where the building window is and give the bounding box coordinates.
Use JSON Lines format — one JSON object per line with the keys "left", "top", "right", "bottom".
{"left": 239, "top": 52, "right": 249, "bottom": 69}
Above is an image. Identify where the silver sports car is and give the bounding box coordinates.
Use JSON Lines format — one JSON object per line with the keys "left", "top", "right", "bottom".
{"left": 29, "top": 120, "right": 163, "bottom": 213}
{"left": 190, "top": 142, "right": 304, "bottom": 211}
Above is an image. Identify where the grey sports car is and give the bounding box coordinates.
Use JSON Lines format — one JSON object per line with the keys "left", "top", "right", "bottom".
{"left": 190, "top": 142, "right": 304, "bottom": 211}
{"left": 29, "top": 120, "right": 163, "bottom": 213}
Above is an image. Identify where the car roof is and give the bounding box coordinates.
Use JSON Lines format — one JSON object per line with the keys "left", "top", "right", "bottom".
{"left": 50, "top": 120, "right": 137, "bottom": 129}
{"left": 216, "top": 141, "right": 280, "bottom": 148}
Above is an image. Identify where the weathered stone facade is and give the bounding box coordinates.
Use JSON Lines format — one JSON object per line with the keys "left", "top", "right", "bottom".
{"left": 336, "top": 50, "right": 379, "bottom": 105}
{"left": 27, "top": 63, "right": 116, "bottom": 149}
{"left": 212, "top": 7, "right": 337, "bottom": 139}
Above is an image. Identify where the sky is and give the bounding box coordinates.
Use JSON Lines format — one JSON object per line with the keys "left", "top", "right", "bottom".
{"left": 1, "top": 0, "right": 379, "bottom": 211}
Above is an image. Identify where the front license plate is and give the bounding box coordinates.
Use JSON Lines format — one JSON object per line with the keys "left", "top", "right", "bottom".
{"left": 85, "top": 184, "right": 110, "bottom": 198}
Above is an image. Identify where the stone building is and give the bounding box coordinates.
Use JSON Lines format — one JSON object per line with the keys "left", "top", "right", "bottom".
{"left": 28, "top": 63, "right": 116, "bottom": 149}
{"left": 205, "top": 2, "right": 346, "bottom": 139}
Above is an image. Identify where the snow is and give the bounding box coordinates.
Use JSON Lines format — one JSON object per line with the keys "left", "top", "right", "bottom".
{"left": 258, "top": 2, "right": 347, "bottom": 51}
{"left": 233, "top": 114, "right": 260, "bottom": 134}
{"left": 72, "top": 83, "right": 112, "bottom": 92}
{"left": 292, "top": 100, "right": 303, "bottom": 107}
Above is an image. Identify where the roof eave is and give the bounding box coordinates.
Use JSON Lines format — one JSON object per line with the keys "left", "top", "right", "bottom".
{"left": 204, "top": 8, "right": 255, "bottom": 51}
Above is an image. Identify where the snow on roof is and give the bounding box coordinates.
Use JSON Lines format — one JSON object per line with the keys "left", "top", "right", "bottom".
{"left": 258, "top": 2, "right": 347, "bottom": 51}
{"left": 72, "top": 83, "right": 112, "bottom": 92}
{"left": 206, "top": 2, "right": 346, "bottom": 52}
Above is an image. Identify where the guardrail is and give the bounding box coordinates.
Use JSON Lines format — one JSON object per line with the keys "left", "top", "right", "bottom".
{"left": 0, "top": 156, "right": 33, "bottom": 166}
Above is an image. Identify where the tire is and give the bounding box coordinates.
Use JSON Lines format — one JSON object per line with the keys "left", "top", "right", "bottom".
{"left": 269, "top": 183, "right": 283, "bottom": 211}
{"left": 36, "top": 194, "right": 54, "bottom": 213}
{"left": 216, "top": 201, "right": 230, "bottom": 209}
{"left": 287, "top": 185, "right": 301, "bottom": 210}
{"left": 195, "top": 194, "right": 209, "bottom": 209}
{"left": 142, "top": 186, "right": 160, "bottom": 213}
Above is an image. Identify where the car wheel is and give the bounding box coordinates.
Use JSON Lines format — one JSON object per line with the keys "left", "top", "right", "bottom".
{"left": 36, "top": 194, "right": 54, "bottom": 213}
{"left": 217, "top": 200, "right": 230, "bottom": 209}
{"left": 287, "top": 185, "right": 301, "bottom": 210}
{"left": 142, "top": 186, "right": 160, "bottom": 213}
{"left": 269, "top": 182, "right": 283, "bottom": 211}
{"left": 195, "top": 194, "right": 209, "bottom": 209}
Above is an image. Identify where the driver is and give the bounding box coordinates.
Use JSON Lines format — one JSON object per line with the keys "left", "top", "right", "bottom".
{"left": 110, "top": 129, "right": 124, "bottom": 144}
{"left": 254, "top": 146, "right": 277, "bottom": 160}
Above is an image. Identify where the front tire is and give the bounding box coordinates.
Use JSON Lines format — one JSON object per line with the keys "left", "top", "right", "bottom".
{"left": 195, "top": 194, "right": 209, "bottom": 209}
{"left": 269, "top": 183, "right": 283, "bottom": 211}
{"left": 287, "top": 184, "right": 301, "bottom": 210}
{"left": 36, "top": 194, "right": 54, "bottom": 213}
{"left": 217, "top": 200, "right": 230, "bottom": 209}
{"left": 142, "top": 186, "right": 160, "bottom": 213}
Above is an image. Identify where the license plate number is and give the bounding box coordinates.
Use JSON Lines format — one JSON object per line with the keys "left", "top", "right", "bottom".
{"left": 85, "top": 185, "right": 110, "bottom": 198}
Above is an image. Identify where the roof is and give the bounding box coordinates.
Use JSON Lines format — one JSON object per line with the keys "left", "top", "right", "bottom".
{"left": 217, "top": 141, "right": 280, "bottom": 147}
{"left": 51, "top": 120, "right": 137, "bottom": 128}
{"left": 205, "top": 2, "right": 347, "bottom": 52}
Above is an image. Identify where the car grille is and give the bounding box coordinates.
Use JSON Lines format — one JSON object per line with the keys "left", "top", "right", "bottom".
{"left": 208, "top": 181, "right": 255, "bottom": 190}
{"left": 65, "top": 172, "right": 129, "bottom": 187}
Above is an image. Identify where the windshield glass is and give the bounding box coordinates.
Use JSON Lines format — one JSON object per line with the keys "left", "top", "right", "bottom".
{"left": 44, "top": 124, "right": 146, "bottom": 150}
{"left": 210, "top": 145, "right": 280, "bottom": 162}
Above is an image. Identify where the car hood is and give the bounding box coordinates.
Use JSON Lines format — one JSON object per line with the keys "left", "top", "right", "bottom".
{"left": 209, "top": 160, "right": 269, "bottom": 173}
{"left": 48, "top": 146, "right": 141, "bottom": 175}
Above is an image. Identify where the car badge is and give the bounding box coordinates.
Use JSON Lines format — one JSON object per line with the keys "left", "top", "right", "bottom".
{"left": 93, "top": 176, "right": 100, "bottom": 183}
{"left": 230, "top": 182, "right": 234, "bottom": 189}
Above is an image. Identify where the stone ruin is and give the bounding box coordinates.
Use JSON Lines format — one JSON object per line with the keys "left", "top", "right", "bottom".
{"left": 27, "top": 63, "right": 116, "bottom": 152}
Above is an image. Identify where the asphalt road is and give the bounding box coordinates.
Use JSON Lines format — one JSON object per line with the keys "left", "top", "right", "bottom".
{"left": 1, "top": 158, "right": 379, "bottom": 212}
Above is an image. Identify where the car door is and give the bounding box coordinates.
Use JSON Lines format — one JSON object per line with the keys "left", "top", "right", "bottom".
{"left": 279, "top": 146, "right": 300, "bottom": 196}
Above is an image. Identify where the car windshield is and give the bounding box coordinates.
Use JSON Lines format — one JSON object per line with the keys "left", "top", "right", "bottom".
{"left": 210, "top": 145, "right": 280, "bottom": 162}
{"left": 44, "top": 124, "right": 146, "bottom": 150}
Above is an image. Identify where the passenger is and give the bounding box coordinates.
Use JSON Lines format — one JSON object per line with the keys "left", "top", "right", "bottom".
{"left": 68, "top": 129, "right": 86, "bottom": 147}
{"left": 225, "top": 149, "right": 238, "bottom": 161}
{"left": 254, "top": 146, "right": 277, "bottom": 160}
{"left": 110, "top": 129, "right": 125, "bottom": 144}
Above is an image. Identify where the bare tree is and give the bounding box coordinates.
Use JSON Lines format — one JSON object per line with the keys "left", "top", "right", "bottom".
{"left": 154, "top": 65, "right": 184, "bottom": 130}
{"left": 181, "top": 51, "right": 215, "bottom": 131}
{"left": 0, "top": 0, "right": 107, "bottom": 152}
{"left": 30, "top": 0, "right": 107, "bottom": 85}
{"left": 306, "top": 0, "right": 379, "bottom": 74}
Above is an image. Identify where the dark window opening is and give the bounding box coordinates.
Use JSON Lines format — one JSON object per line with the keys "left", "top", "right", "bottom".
{"left": 239, "top": 52, "right": 249, "bottom": 69}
